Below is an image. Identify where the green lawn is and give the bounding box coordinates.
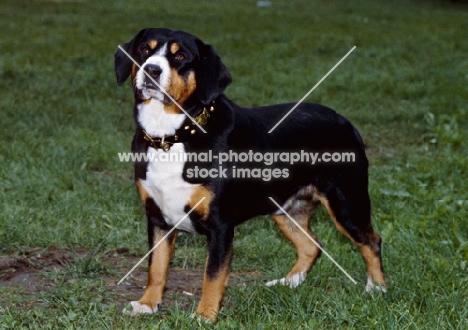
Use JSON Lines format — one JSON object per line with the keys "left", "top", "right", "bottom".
{"left": 1, "top": 0, "right": 467, "bottom": 328}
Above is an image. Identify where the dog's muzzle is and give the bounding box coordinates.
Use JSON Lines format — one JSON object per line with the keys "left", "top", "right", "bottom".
{"left": 143, "top": 64, "right": 162, "bottom": 90}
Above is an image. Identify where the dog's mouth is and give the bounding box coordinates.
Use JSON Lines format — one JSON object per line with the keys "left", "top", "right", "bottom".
{"left": 139, "top": 80, "right": 165, "bottom": 100}
{"left": 142, "top": 80, "right": 159, "bottom": 92}
{"left": 139, "top": 82, "right": 174, "bottom": 106}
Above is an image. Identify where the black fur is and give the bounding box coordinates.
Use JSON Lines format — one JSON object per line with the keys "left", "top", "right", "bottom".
{"left": 115, "top": 28, "right": 385, "bottom": 317}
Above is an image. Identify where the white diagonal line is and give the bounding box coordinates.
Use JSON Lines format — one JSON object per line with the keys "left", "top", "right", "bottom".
{"left": 117, "top": 45, "right": 207, "bottom": 134}
{"left": 268, "top": 46, "right": 356, "bottom": 133}
{"left": 117, "top": 197, "right": 206, "bottom": 285}
{"left": 269, "top": 197, "right": 357, "bottom": 285}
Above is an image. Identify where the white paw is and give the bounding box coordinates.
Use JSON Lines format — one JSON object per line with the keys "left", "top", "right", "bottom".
{"left": 266, "top": 272, "right": 306, "bottom": 288}
{"left": 189, "top": 313, "right": 215, "bottom": 324}
{"left": 364, "top": 277, "right": 387, "bottom": 293}
{"left": 122, "top": 301, "right": 160, "bottom": 316}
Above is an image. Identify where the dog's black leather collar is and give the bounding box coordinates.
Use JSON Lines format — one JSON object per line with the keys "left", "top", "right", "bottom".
{"left": 142, "top": 101, "right": 215, "bottom": 151}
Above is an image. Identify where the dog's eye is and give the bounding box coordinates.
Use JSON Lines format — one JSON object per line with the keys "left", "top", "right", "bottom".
{"left": 142, "top": 46, "right": 150, "bottom": 55}
{"left": 174, "top": 53, "right": 185, "bottom": 61}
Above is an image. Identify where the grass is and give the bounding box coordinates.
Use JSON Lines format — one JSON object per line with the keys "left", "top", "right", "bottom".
{"left": 1, "top": 0, "right": 467, "bottom": 328}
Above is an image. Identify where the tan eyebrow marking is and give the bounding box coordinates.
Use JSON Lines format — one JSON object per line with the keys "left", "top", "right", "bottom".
{"left": 148, "top": 39, "right": 158, "bottom": 49}
{"left": 170, "top": 43, "right": 180, "bottom": 54}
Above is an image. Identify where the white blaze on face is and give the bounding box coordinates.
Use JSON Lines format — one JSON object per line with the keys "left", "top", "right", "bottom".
{"left": 135, "top": 43, "right": 170, "bottom": 101}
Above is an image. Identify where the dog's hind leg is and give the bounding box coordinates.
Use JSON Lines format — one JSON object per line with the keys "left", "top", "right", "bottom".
{"left": 266, "top": 212, "right": 322, "bottom": 288}
{"left": 317, "top": 184, "right": 387, "bottom": 292}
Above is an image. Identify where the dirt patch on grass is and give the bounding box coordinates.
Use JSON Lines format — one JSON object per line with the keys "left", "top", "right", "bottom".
{"left": 0, "top": 248, "right": 261, "bottom": 312}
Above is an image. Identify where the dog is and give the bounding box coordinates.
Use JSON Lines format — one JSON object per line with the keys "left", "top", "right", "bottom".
{"left": 114, "top": 28, "right": 386, "bottom": 321}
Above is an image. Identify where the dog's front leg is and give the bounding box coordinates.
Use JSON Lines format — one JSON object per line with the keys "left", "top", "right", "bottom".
{"left": 196, "top": 225, "right": 234, "bottom": 322}
{"left": 128, "top": 225, "right": 178, "bottom": 315}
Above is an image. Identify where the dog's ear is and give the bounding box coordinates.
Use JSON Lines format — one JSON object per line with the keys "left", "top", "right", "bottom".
{"left": 114, "top": 29, "right": 147, "bottom": 86}
{"left": 114, "top": 41, "right": 133, "bottom": 86}
{"left": 195, "top": 40, "right": 232, "bottom": 105}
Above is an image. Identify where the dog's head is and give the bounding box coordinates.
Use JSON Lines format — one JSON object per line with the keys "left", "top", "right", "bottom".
{"left": 114, "top": 28, "right": 232, "bottom": 107}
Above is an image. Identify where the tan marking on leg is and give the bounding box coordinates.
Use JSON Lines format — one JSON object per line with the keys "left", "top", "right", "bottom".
{"left": 196, "top": 256, "right": 230, "bottom": 321}
{"left": 137, "top": 229, "right": 178, "bottom": 310}
{"left": 136, "top": 180, "right": 149, "bottom": 204}
{"left": 170, "top": 43, "right": 180, "bottom": 54}
{"left": 271, "top": 213, "right": 321, "bottom": 277}
{"left": 189, "top": 186, "right": 214, "bottom": 220}
{"left": 358, "top": 233, "right": 386, "bottom": 286}
{"left": 317, "top": 195, "right": 350, "bottom": 238}
{"left": 318, "top": 195, "right": 386, "bottom": 287}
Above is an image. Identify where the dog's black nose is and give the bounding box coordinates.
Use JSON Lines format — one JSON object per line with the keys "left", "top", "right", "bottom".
{"left": 145, "top": 64, "right": 162, "bottom": 78}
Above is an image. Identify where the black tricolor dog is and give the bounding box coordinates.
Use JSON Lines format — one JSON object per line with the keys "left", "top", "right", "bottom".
{"left": 114, "top": 28, "right": 386, "bottom": 321}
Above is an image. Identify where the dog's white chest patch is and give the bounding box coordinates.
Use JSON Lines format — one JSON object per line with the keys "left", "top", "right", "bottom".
{"left": 137, "top": 99, "right": 185, "bottom": 137}
{"left": 140, "top": 144, "right": 198, "bottom": 234}
{"left": 137, "top": 98, "right": 197, "bottom": 233}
